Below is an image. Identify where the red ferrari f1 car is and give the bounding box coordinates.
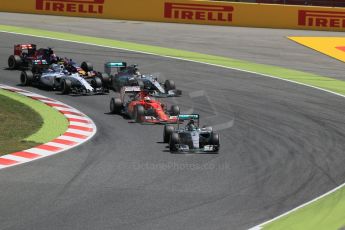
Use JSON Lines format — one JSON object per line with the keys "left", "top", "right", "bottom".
{"left": 109, "top": 86, "right": 180, "bottom": 124}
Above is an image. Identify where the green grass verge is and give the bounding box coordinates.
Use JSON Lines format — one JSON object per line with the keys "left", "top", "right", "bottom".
{"left": 263, "top": 187, "right": 345, "bottom": 230}
{"left": 0, "top": 90, "right": 42, "bottom": 154}
{"left": 0, "top": 24, "right": 344, "bottom": 229}
{"left": 0, "top": 89, "right": 68, "bottom": 155}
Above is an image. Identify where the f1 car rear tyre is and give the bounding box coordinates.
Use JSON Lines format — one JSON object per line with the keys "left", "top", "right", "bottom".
{"left": 8, "top": 55, "right": 22, "bottom": 70}
{"left": 20, "top": 71, "right": 33, "bottom": 86}
{"left": 163, "top": 125, "right": 175, "bottom": 143}
{"left": 81, "top": 61, "right": 93, "bottom": 72}
{"left": 137, "top": 79, "right": 144, "bottom": 89}
{"left": 91, "top": 77, "right": 103, "bottom": 88}
{"left": 100, "top": 73, "right": 111, "bottom": 87}
{"left": 110, "top": 97, "right": 122, "bottom": 114}
{"left": 61, "top": 79, "right": 72, "bottom": 94}
{"left": 170, "top": 105, "right": 180, "bottom": 116}
{"left": 169, "top": 133, "right": 180, "bottom": 152}
{"left": 134, "top": 104, "right": 145, "bottom": 123}
{"left": 210, "top": 133, "right": 220, "bottom": 152}
{"left": 165, "top": 80, "right": 176, "bottom": 91}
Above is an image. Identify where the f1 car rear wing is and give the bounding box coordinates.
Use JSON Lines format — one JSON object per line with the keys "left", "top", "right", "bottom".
{"left": 15, "top": 44, "right": 37, "bottom": 50}
{"left": 119, "top": 86, "right": 142, "bottom": 102}
{"left": 104, "top": 61, "right": 127, "bottom": 75}
{"left": 31, "top": 59, "right": 49, "bottom": 69}
{"left": 14, "top": 44, "right": 37, "bottom": 56}
{"left": 32, "top": 59, "right": 48, "bottom": 64}
{"left": 120, "top": 86, "right": 141, "bottom": 95}
{"left": 178, "top": 114, "right": 199, "bottom": 120}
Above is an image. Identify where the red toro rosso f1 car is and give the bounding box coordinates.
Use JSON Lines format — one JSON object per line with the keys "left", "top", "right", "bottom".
{"left": 109, "top": 86, "right": 180, "bottom": 124}
{"left": 8, "top": 44, "right": 57, "bottom": 70}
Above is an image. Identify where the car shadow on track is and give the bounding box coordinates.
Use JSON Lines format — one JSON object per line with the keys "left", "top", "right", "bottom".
{"left": 3, "top": 67, "right": 16, "bottom": 71}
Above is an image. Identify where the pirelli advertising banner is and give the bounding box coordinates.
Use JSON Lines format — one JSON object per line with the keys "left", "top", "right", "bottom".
{"left": 1, "top": 0, "right": 345, "bottom": 31}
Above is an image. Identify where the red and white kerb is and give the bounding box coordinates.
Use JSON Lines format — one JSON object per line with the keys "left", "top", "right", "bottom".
{"left": 0, "top": 84, "right": 96, "bottom": 169}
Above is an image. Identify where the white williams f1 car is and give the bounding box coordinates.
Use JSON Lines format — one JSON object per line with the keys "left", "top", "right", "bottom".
{"left": 20, "top": 61, "right": 109, "bottom": 95}
{"left": 20, "top": 61, "right": 64, "bottom": 88}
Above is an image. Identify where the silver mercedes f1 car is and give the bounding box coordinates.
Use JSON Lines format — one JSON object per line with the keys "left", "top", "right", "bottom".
{"left": 163, "top": 114, "right": 220, "bottom": 153}
{"left": 104, "top": 61, "right": 182, "bottom": 97}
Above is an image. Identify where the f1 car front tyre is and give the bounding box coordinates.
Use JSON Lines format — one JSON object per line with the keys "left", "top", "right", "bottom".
{"left": 169, "top": 133, "right": 180, "bottom": 152}
{"left": 81, "top": 61, "right": 93, "bottom": 72}
{"left": 110, "top": 97, "right": 122, "bottom": 114}
{"left": 137, "top": 79, "right": 144, "bottom": 89}
{"left": 8, "top": 55, "right": 22, "bottom": 70}
{"left": 91, "top": 77, "right": 102, "bottom": 88}
{"left": 163, "top": 125, "right": 175, "bottom": 143}
{"left": 100, "top": 73, "right": 111, "bottom": 88}
{"left": 20, "top": 71, "right": 33, "bottom": 86}
{"left": 61, "top": 79, "right": 72, "bottom": 94}
{"left": 170, "top": 105, "right": 180, "bottom": 116}
{"left": 164, "top": 80, "right": 176, "bottom": 91}
{"left": 134, "top": 104, "right": 145, "bottom": 123}
{"left": 210, "top": 133, "right": 220, "bottom": 152}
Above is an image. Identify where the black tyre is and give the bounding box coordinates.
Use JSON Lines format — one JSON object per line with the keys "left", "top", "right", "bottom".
{"left": 210, "top": 133, "right": 220, "bottom": 152}
{"left": 61, "top": 79, "right": 72, "bottom": 94}
{"left": 111, "top": 76, "right": 119, "bottom": 91}
{"left": 134, "top": 104, "right": 145, "bottom": 123}
{"left": 100, "top": 73, "right": 111, "bottom": 87}
{"left": 81, "top": 61, "right": 93, "bottom": 72}
{"left": 170, "top": 105, "right": 180, "bottom": 116}
{"left": 163, "top": 125, "right": 174, "bottom": 143}
{"left": 110, "top": 97, "right": 123, "bottom": 114}
{"left": 20, "top": 71, "right": 33, "bottom": 86}
{"left": 137, "top": 79, "right": 144, "bottom": 89}
{"left": 91, "top": 77, "right": 102, "bottom": 88}
{"left": 31, "top": 66, "right": 37, "bottom": 74}
{"left": 164, "top": 79, "right": 176, "bottom": 91}
{"left": 8, "top": 55, "right": 22, "bottom": 70}
{"left": 169, "top": 133, "right": 180, "bottom": 152}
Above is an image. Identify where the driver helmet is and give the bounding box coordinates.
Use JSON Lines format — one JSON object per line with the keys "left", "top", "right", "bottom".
{"left": 187, "top": 119, "right": 197, "bottom": 131}
{"left": 48, "top": 47, "right": 54, "bottom": 55}
{"left": 50, "top": 53, "right": 57, "bottom": 63}
{"left": 144, "top": 96, "right": 152, "bottom": 103}
{"left": 78, "top": 68, "right": 86, "bottom": 76}
{"left": 51, "top": 64, "right": 60, "bottom": 72}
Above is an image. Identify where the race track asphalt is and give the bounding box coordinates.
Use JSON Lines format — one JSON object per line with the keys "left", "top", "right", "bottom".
{"left": 0, "top": 18, "right": 345, "bottom": 230}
